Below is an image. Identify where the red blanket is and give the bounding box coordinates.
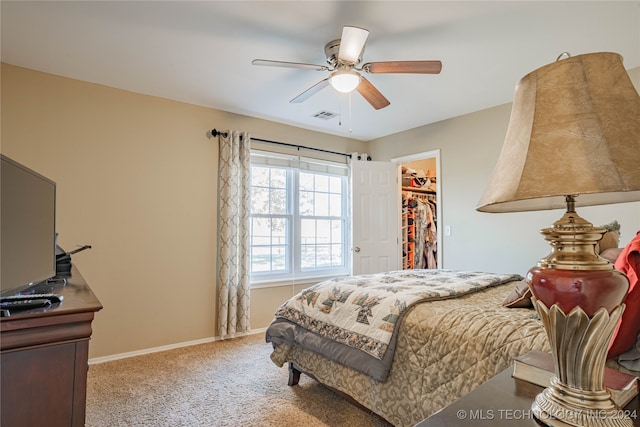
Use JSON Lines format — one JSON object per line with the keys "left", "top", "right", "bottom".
{"left": 609, "top": 231, "right": 640, "bottom": 359}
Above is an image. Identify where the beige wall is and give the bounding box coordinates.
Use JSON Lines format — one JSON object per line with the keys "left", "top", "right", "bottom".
{"left": 369, "top": 66, "right": 640, "bottom": 275}
{"left": 1, "top": 63, "right": 367, "bottom": 358}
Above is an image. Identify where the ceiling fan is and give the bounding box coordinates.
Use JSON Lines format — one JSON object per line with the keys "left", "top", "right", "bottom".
{"left": 252, "top": 26, "right": 442, "bottom": 110}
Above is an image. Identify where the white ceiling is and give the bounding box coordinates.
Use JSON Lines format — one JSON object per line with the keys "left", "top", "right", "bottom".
{"left": 2, "top": 1, "right": 639, "bottom": 141}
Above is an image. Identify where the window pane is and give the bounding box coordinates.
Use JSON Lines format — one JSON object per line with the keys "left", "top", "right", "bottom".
{"left": 251, "top": 217, "right": 271, "bottom": 244}
{"left": 250, "top": 246, "right": 288, "bottom": 273}
{"left": 317, "top": 219, "right": 331, "bottom": 243}
{"left": 301, "top": 245, "right": 315, "bottom": 269}
{"left": 299, "top": 172, "right": 314, "bottom": 191}
{"left": 331, "top": 244, "right": 343, "bottom": 266}
{"left": 315, "top": 174, "right": 329, "bottom": 192}
{"left": 316, "top": 245, "right": 331, "bottom": 268}
{"left": 251, "top": 187, "right": 270, "bottom": 214}
{"left": 250, "top": 165, "right": 288, "bottom": 215}
{"left": 252, "top": 235, "right": 271, "bottom": 246}
{"left": 299, "top": 191, "right": 314, "bottom": 215}
{"left": 250, "top": 217, "right": 289, "bottom": 274}
{"left": 271, "top": 246, "right": 287, "bottom": 271}
{"left": 270, "top": 188, "right": 287, "bottom": 214}
{"left": 331, "top": 220, "right": 342, "bottom": 243}
{"left": 300, "top": 219, "right": 315, "bottom": 241}
{"left": 271, "top": 218, "right": 287, "bottom": 243}
{"left": 251, "top": 247, "right": 271, "bottom": 272}
{"left": 252, "top": 167, "right": 270, "bottom": 187}
{"left": 299, "top": 217, "right": 345, "bottom": 270}
{"left": 314, "top": 192, "right": 329, "bottom": 216}
{"left": 271, "top": 169, "right": 286, "bottom": 188}
{"left": 329, "top": 194, "right": 342, "bottom": 216}
{"left": 329, "top": 176, "right": 342, "bottom": 193}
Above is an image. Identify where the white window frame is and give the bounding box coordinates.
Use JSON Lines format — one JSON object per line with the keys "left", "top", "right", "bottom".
{"left": 249, "top": 150, "right": 351, "bottom": 287}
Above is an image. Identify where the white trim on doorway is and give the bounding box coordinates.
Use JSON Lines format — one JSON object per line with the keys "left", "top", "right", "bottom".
{"left": 392, "top": 149, "right": 443, "bottom": 269}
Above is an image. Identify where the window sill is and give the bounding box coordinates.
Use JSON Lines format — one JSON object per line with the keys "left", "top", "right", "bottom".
{"left": 250, "top": 273, "right": 349, "bottom": 289}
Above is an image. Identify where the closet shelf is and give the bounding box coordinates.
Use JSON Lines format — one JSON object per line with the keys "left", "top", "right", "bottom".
{"left": 402, "top": 186, "right": 436, "bottom": 194}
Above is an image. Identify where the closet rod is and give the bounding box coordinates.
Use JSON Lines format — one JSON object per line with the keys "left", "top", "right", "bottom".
{"left": 210, "top": 128, "right": 351, "bottom": 159}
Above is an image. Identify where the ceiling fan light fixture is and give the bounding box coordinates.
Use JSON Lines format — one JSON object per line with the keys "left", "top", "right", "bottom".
{"left": 330, "top": 70, "right": 361, "bottom": 93}
{"left": 339, "top": 26, "right": 369, "bottom": 64}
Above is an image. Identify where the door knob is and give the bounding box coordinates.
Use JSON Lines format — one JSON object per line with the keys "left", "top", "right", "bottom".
{"left": 354, "top": 246, "right": 361, "bottom": 252}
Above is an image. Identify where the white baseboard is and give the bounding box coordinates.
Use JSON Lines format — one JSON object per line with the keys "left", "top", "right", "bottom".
{"left": 88, "top": 327, "right": 267, "bottom": 365}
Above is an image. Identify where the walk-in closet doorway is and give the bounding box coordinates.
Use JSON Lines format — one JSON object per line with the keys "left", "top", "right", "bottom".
{"left": 392, "top": 150, "right": 442, "bottom": 269}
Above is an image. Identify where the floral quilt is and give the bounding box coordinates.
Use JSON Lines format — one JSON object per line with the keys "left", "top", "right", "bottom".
{"left": 274, "top": 269, "right": 522, "bottom": 360}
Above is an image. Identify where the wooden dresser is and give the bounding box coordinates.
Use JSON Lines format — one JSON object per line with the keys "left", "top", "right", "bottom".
{"left": 1, "top": 267, "right": 102, "bottom": 427}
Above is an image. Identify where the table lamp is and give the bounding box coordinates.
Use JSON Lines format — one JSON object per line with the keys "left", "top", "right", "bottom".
{"left": 477, "top": 52, "right": 640, "bottom": 426}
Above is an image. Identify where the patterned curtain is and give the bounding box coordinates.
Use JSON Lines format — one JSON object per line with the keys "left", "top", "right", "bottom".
{"left": 217, "top": 130, "right": 251, "bottom": 337}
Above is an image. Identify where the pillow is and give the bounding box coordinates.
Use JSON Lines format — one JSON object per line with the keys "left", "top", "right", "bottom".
{"left": 601, "top": 247, "right": 623, "bottom": 264}
{"left": 598, "top": 220, "right": 621, "bottom": 253}
{"left": 608, "top": 231, "right": 640, "bottom": 359}
{"left": 502, "top": 280, "right": 533, "bottom": 308}
{"left": 598, "top": 230, "right": 620, "bottom": 253}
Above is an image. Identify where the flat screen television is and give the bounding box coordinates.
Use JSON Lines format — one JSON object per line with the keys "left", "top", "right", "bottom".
{"left": 1, "top": 154, "right": 57, "bottom": 296}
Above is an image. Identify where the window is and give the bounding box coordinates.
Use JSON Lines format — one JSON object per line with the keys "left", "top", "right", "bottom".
{"left": 249, "top": 151, "right": 350, "bottom": 284}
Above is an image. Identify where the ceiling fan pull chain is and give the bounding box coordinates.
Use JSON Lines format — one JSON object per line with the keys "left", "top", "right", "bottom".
{"left": 348, "top": 92, "right": 353, "bottom": 133}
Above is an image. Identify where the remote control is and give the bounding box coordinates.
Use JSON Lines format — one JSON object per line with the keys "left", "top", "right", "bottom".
{"left": 1, "top": 293, "right": 63, "bottom": 303}
{"left": 0, "top": 299, "right": 52, "bottom": 310}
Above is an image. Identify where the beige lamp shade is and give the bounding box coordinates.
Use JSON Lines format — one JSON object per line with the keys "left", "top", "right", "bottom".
{"left": 477, "top": 52, "right": 640, "bottom": 213}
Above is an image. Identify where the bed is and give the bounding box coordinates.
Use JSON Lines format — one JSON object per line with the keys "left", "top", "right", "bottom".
{"left": 265, "top": 269, "right": 551, "bottom": 427}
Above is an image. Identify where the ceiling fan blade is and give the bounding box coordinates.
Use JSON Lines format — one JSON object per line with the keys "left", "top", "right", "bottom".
{"left": 290, "top": 78, "right": 330, "bottom": 103}
{"left": 252, "top": 59, "right": 329, "bottom": 71}
{"left": 363, "top": 60, "right": 442, "bottom": 74}
{"left": 337, "top": 26, "right": 369, "bottom": 64}
{"left": 356, "top": 77, "right": 390, "bottom": 110}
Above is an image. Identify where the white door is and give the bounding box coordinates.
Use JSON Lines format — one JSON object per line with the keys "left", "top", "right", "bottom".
{"left": 351, "top": 160, "right": 400, "bottom": 275}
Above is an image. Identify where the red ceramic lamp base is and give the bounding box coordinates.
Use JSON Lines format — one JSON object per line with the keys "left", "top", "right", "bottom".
{"left": 528, "top": 267, "right": 629, "bottom": 316}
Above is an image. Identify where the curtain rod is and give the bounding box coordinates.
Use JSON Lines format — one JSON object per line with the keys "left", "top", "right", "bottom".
{"left": 210, "top": 128, "right": 351, "bottom": 158}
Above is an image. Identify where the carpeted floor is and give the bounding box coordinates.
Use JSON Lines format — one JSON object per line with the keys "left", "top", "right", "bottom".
{"left": 86, "top": 333, "right": 392, "bottom": 426}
